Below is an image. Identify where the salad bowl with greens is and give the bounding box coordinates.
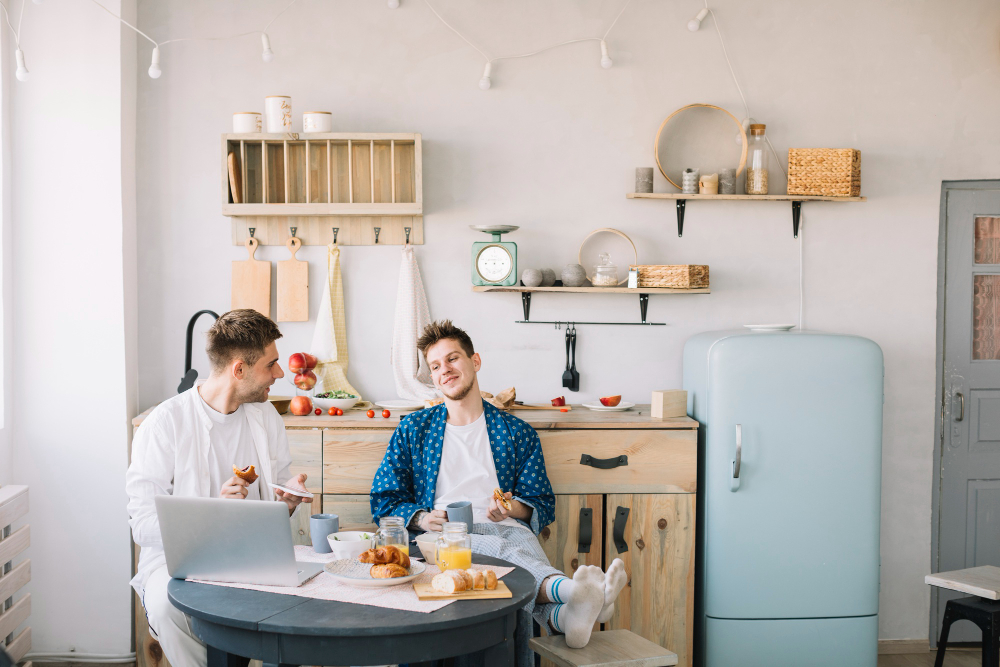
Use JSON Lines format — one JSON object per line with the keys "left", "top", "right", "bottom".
{"left": 326, "top": 530, "right": 373, "bottom": 559}
{"left": 312, "top": 390, "right": 359, "bottom": 411}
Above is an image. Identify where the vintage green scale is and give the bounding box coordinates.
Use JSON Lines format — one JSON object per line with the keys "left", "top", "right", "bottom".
{"left": 470, "top": 225, "right": 519, "bottom": 286}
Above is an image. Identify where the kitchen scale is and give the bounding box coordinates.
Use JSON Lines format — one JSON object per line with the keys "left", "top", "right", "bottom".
{"left": 470, "top": 225, "right": 519, "bottom": 287}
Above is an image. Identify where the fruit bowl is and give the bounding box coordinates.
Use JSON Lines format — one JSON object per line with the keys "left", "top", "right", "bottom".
{"left": 312, "top": 396, "right": 359, "bottom": 411}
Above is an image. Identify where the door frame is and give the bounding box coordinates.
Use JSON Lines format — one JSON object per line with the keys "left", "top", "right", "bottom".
{"left": 930, "top": 179, "right": 1000, "bottom": 646}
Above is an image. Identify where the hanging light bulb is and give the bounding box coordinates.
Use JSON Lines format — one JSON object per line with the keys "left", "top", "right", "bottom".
{"left": 14, "top": 49, "right": 29, "bottom": 82}
{"left": 736, "top": 117, "right": 752, "bottom": 144}
{"left": 147, "top": 46, "right": 161, "bottom": 79}
{"left": 387, "top": 0, "right": 400, "bottom": 7}
{"left": 261, "top": 33, "right": 274, "bottom": 62}
{"left": 479, "top": 62, "right": 492, "bottom": 90}
{"left": 687, "top": 8, "right": 709, "bottom": 32}
{"left": 600, "top": 40, "right": 612, "bottom": 68}
{"left": 31, "top": 0, "right": 41, "bottom": 4}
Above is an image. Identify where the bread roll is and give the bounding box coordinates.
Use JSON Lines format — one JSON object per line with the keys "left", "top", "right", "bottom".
{"left": 370, "top": 563, "right": 408, "bottom": 578}
{"left": 466, "top": 569, "right": 486, "bottom": 590}
{"left": 431, "top": 570, "right": 468, "bottom": 594}
{"left": 484, "top": 570, "right": 498, "bottom": 590}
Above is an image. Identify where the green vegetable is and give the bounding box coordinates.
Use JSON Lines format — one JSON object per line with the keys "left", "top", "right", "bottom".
{"left": 315, "top": 390, "right": 358, "bottom": 399}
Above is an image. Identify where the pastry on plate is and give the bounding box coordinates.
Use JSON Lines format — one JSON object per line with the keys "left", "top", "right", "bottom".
{"left": 370, "top": 563, "right": 409, "bottom": 578}
{"left": 358, "top": 545, "right": 410, "bottom": 568}
{"left": 233, "top": 465, "right": 258, "bottom": 484}
{"left": 493, "top": 487, "right": 512, "bottom": 511}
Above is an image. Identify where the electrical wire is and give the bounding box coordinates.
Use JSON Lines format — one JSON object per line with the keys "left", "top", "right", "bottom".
{"left": 86, "top": 0, "right": 157, "bottom": 47}
{"left": 0, "top": 0, "right": 23, "bottom": 47}
{"left": 422, "top": 0, "right": 492, "bottom": 61}
{"left": 263, "top": 0, "right": 298, "bottom": 32}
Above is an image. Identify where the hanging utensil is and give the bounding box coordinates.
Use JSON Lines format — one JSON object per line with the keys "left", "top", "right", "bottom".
{"left": 568, "top": 326, "right": 580, "bottom": 392}
{"left": 562, "top": 327, "right": 574, "bottom": 388}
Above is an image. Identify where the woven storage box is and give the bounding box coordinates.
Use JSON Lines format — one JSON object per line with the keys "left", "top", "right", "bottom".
{"left": 630, "top": 265, "right": 709, "bottom": 289}
{"left": 787, "top": 148, "right": 861, "bottom": 197}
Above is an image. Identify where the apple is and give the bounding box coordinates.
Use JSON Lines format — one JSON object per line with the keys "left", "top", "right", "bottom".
{"left": 304, "top": 353, "right": 318, "bottom": 369}
{"left": 288, "top": 353, "right": 307, "bottom": 373}
{"left": 290, "top": 396, "right": 313, "bottom": 416}
{"left": 600, "top": 395, "right": 621, "bottom": 407}
{"left": 294, "top": 370, "right": 317, "bottom": 391}
{"left": 551, "top": 396, "right": 566, "bottom": 407}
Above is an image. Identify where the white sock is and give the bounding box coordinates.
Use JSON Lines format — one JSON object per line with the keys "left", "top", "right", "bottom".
{"left": 543, "top": 575, "right": 571, "bottom": 604}
{"left": 559, "top": 565, "right": 605, "bottom": 648}
{"left": 549, "top": 603, "right": 566, "bottom": 633}
{"left": 597, "top": 558, "right": 628, "bottom": 623}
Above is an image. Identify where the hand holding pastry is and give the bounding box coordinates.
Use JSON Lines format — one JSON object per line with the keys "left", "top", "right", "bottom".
{"left": 220, "top": 476, "right": 248, "bottom": 500}
{"left": 487, "top": 488, "right": 514, "bottom": 522}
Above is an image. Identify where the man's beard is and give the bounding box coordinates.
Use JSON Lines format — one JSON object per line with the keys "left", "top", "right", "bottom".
{"left": 235, "top": 379, "right": 271, "bottom": 405}
{"left": 441, "top": 375, "right": 474, "bottom": 401}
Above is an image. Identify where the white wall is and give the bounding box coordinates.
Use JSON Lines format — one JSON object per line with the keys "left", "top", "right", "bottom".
{"left": 9, "top": 0, "right": 135, "bottom": 653}
{"left": 131, "top": 0, "right": 1000, "bottom": 644}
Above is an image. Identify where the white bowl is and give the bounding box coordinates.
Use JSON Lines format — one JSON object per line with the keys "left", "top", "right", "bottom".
{"left": 313, "top": 396, "right": 359, "bottom": 411}
{"left": 326, "top": 530, "right": 374, "bottom": 559}
{"left": 414, "top": 533, "right": 438, "bottom": 566}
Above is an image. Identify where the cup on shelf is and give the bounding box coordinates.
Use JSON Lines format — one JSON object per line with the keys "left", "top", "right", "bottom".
{"left": 303, "top": 111, "right": 332, "bottom": 133}
{"left": 232, "top": 112, "right": 262, "bottom": 133}
{"left": 265, "top": 95, "right": 292, "bottom": 133}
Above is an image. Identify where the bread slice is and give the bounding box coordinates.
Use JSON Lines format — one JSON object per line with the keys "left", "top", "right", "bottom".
{"left": 466, "top": 569, "right": 486, "bottom": 590}
{"left": 432, "top": 570, "right": 468, "bottom": 594}
{"left": 484, "top": 570, "right": 498, "bottom": 590}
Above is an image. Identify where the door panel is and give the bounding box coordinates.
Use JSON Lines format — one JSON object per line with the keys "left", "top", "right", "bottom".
{"left": 537, "top": 494, "right": 604, "bottom": 575}
{"left": 605, "top": 493, "right": 695, "bottom": 667}
{"left": 937, "top": 191, "right": 1000, "bottom": 642}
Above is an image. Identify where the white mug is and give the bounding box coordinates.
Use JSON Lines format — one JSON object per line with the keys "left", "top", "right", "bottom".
{"left": 303, "top": 111, "right": 332, "bottom": 133}
{"left": 265, "top": 96, "right": 292, "bottom": 133}
{"left": 232, "top": 112, "right": 262, "bottom": 133}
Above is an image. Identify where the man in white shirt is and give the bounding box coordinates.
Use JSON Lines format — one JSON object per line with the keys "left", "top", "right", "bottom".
{"left": 126, "top": 310, "right": 310, "bottom": 667}
{"left": 370, "top": 321, "right": 627, "bottom": 666}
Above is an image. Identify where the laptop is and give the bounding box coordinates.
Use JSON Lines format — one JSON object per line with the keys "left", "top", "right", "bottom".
{"left": 155, "top": 495, "right": 324, "bottom": 586}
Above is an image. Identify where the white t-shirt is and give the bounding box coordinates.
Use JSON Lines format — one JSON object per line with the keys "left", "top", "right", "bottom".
{"left": 199, "top": 392, "right": 262, "bottom": 500}
{"left": 433, "top": 412, "right": 519, "bottom": 527}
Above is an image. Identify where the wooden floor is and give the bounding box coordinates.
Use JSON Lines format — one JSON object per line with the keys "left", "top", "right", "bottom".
{"left": 879, "top": 649, "right": 981, "bottom": 666}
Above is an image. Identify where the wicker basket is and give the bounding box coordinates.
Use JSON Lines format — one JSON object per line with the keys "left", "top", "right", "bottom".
{"left": 630, "top": 265, "right": 709, "bottom": 289}
{"left": 787, "top": 148, "right": 861, "bottom": 197}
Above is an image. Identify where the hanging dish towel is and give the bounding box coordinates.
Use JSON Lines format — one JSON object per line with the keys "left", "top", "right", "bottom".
{"left": 391, "top": 244, "right": 440, "bottom": 401}
{"left": 311, "top": 243, "right": 362, "bottom": 401}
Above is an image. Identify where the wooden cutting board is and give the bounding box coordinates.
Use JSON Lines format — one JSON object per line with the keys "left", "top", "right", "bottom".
{"left": 228, "top": 152, "right": 242, "bottom": 204}
{"left": 277, "top": 236, "right": 308, "bottom": 321}
{"left": 413, "top": 580, "right": 512, "bottom": 601}
{"left": 232, "top": 237, "right": 270, "bottom": 316}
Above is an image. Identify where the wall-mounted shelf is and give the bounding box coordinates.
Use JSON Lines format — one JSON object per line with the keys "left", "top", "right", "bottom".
{"left": 223, "top": 132, "right": 422, "bottom": 245}
{"left": 473, "top": 285, "right": 709, "bottom": 325}
{"left": 626, "top": 192, "right": 866, "bottom": 238}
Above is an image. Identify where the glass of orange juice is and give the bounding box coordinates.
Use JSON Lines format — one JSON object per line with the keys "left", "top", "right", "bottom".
{"left": 436, "top": 522, "right": 472, "bottom": 570}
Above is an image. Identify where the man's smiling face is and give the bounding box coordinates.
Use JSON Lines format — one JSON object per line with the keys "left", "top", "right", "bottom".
{"left": 425, "top": 337, "right": 481, "bottom": 401}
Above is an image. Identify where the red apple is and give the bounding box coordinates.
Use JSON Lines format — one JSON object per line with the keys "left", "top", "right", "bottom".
{"left": 288, "top": 353, "right": 307, "bottom": 373}
{"left": 294, "top": 370, "right": 317, "bottom": 391}
{"left": 600, "top": 395, "right": 621, "bottom": 407}
{"left": 304, "top": 353, "right": 318, "bottom": 369}
{"left": 551, "top": 396, "right": 566, "bottom": 407}
{"left": 290, "top": 396, "right": 313, "bottom": 416}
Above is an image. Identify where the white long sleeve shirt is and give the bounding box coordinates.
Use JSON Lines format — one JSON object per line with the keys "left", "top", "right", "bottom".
{"left": 125, "top": 385, "right": 293, "bottom": 596}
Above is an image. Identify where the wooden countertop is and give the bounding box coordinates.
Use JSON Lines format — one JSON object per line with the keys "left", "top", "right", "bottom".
{"left": 133, "top": 403, "right": 697, "bottom": 430}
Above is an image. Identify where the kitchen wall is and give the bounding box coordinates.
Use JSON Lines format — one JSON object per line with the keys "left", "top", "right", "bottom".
{"left": 126, "top": 0, "right": 998, "bottom": 647}
{"left": 7, "top": 0, "right": 136, "bottom": 654}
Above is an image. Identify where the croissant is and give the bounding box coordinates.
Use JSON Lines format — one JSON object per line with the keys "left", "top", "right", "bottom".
{"left": 376, "top": 546, "right": 411, "bottom": 568}
{"left": 493, "top": 487, "right": 512, "bottom": 511}
{"left": 359, "top": 549, "right": 378, "bottom": 563}
{"left": 370, "top": 563, "right": 409, "bottom": 578}
{"left": 233, "top": 465, "right": 258, "bottom": 484}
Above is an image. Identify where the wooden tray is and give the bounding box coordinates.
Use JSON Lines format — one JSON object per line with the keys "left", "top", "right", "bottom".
{"left": 413, "top": 581, "right": 512, "bottom": 601}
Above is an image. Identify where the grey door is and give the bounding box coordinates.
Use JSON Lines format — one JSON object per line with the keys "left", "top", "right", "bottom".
{"left": 934, "top": 184, "right": 1000, "bottom": 643}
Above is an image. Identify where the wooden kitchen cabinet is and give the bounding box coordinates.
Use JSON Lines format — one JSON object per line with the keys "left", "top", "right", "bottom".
{"left": 538, "top": 494, "right": 605, "bottom": 575}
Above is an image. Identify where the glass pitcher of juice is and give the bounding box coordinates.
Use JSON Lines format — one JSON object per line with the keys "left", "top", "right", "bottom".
{"left": 375, "top": 516, "right": 409, "bottom": 556}
{"left": 436, "top": 522, "right": 473, "bottom": 571}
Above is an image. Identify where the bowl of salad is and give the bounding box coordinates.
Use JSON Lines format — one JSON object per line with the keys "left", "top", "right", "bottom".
{"left": 312, "top": 390, "right": 360, "bottom": 411}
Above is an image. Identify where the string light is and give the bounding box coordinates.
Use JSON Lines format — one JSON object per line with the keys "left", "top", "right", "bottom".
{"left": 0, "top": 0, "right": 28, "bottom": 82}
{"left": 687, "top": 8, "right": 708, "bottom": 32}
{"left": 14, "top": 47, "right": 28, "bottom": 80}
{"left": 147, "top": 46, "right": 161, "bottom": 79}
{"left": 600, "top": 39, "right": 612, "bottom": 68}
{"left": 261, "top": 33, "right": 274, "bottom": 62}
{"left": 479, "top": 62, "right": 492, "bottom": 90}
{"left": 387, "top": 0, "right": 400, "bottom": 7}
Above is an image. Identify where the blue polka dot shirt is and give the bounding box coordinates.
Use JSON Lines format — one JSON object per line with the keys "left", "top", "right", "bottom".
{"left": 369, "top": 400, "right": 556, "bottom": 535}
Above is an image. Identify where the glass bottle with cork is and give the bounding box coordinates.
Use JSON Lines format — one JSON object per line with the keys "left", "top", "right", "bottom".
{"left": 436, "top": 521, "right": 473, "bottom": 571}
{"left": 745, "top": 123, "right": 769, "bottom": 195}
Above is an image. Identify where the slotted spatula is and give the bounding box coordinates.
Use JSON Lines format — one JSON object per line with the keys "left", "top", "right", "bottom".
{"left": 568, "top": 327, "right": 580, "bottom": 392}
{"left": 562, "top": 328, "right": 574, "bottom": 388}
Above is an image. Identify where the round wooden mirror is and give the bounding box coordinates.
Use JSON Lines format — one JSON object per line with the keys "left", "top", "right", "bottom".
{"left": 654, "top": 103, "right": 748, "bottom": 191}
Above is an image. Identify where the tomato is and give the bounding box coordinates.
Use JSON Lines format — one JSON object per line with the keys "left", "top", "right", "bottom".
{"left": 328, "top": 407, "right": 337, "bottom": 416}
{"left": 560, "top": 408, "right": 570, "bottom": 412}
{"left": 337, "top": 408, "right": 344, "bottom": 416}
{"left": 382, "top": 409, "right": 391, "bottom": 418}
{"left": 314, "top": 408, "right": 322, "bottom": 415}
{"left": 367, "top": 409, "right": 375, "bottom": 418}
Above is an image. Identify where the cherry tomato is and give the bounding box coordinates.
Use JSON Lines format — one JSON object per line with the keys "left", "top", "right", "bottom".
{"left": 336, "top": 408, "right": 344, "bottom": 416}
{"left": 560, "top": 408, "right": 569, "bottom": 412}
{"left": 328, "top": 407, "right": 337, "bottom": 416}
{"left": 382, "top": 409, "right": 391, "bottom": 418}
{"left": 366, "top": 409, "right": 375, "bottom": 418}
{"left": 314, "top": 408, "right": 322, "bottom": 415}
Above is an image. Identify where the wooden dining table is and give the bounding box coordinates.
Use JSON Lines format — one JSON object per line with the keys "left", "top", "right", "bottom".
{"left": 167, "top": 555, "right": 534, "bottom": 667}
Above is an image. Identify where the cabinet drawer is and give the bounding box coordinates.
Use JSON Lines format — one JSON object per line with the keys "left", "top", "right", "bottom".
{"left": 323, "top": 431, "right": 392, "bottom": 494}
{"left": 541, "top": 430, "right": 696, "bottom": 494}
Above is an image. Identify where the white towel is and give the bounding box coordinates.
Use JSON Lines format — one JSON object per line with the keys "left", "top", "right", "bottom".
{"left": 391, "top": 245, "right": 439, "bottom": 401}
{"left": 311, "top": 243, "right": 362, "bottom": 399}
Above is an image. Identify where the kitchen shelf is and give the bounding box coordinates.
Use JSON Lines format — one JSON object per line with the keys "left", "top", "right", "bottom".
{"left": 627, "top": 192, "right": 867, "bottom": 238}
{"left": 473, "top": 285, "right": 709, "bottom": 324}
{"left": 223, "top": 132, "right": 422, "bottom": 246}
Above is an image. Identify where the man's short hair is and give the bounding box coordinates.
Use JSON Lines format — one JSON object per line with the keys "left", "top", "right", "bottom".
{"left": 417, "top": 320, "right": 475, "bottom": 358}
{"left": 206, "top": 309, "right": 283, "bottom": 372}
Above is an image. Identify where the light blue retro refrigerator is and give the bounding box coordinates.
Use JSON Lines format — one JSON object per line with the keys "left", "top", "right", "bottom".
{"left": 683, "top": 329, "right": 883, "bottom": 667}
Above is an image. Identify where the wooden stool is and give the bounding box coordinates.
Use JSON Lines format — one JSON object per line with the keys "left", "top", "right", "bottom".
{"left": 529, "top": 630, "right": 678, "bottom": 667}
{"left": 926, "top": 566, "right": 1000, "bottom": 667}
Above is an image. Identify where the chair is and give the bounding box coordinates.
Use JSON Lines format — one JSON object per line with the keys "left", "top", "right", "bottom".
{"left": 529, "top": 630, "right": 677, "bottom": 667}
{"left": 926, "top": 565, "right": 1000, "bottom": 667}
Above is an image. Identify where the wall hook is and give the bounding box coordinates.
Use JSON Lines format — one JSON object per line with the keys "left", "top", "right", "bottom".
{"left": 249, "top": 227, "right": 256, "bottom": 238}
{"left": 290, "top": 226, "right": 297, "bottom": 238}
{"left": 332, "top": 227, "right": 339, "bottom": 244}
{"left": 404, "top": 226, "right": 411, "bottom": 244}
{"left": 374, "top": 227, "right": 381, "bottom": 244}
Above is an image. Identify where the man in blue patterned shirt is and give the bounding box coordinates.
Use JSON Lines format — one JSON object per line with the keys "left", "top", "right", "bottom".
{"left": 371, "top": 321, "right": 626, "bottom": 663}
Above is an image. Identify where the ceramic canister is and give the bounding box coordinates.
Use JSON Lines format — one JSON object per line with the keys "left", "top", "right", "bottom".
{"left": 265, "top": 96, "right": 292, "bottom": 132}
{"left": 303, "top": 111, "right": 332, "bottom": 133}
{"left": 233, "top": 112, "right": 262, "bottom": 133}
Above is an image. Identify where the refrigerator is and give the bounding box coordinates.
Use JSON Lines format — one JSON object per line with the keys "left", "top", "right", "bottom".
{"left": 683, "top": 329, "right": 883, "bottom": 666}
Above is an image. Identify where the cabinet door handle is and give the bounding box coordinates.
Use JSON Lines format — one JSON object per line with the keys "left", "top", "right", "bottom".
{"left": 955, "top": 392, "right": 965, "bottom": 422}
{"left": 731, "top": 424, "right": 742, "bottom": 492}
{"left": 612, "top": 506, "right": 630, "bottom": 554}
{"left": 578, "top": 508, "right": 593, "bottom": 554}
{"left": 580, "top": 454, "right": 628, "bottom": 469}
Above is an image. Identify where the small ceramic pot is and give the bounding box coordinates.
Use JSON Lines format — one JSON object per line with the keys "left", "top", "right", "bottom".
{"left": 561, "top": 264, "right": 589, "bottom": 287}
{"left": 682, "top": 168, "right": 700, "bottom": 195}
{"left": 303, "top": 111, "right": 332, "bottom": 133}
{"left": 540, "top": 269, "right": 557, "bottom": 287}
{"left": 265, "top": 95, "right": 292, "bottom": 132}
{"left": 521, "top": 269, "right": 543, "bottom": 287}
{"left": 635, "top": 167, "right": 654, "bottom": 193}
{"left": 233, "top": 112, "right": 262, "bottom": 133}
{"left": 719, "top": 168, "right": 737, "bottom": 194}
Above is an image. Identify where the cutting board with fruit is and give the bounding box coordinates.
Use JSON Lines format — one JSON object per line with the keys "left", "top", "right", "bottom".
{"left": 232, "top": 236, "right": 270, "bottom": 316}
{"left": 413, "top": 581, "right": 512, "bottom": 601}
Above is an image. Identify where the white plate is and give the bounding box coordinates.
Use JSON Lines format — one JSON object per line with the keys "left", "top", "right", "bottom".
{"left": 324, "top": 558, "right": 426, "bottom": 587}
{"left": 744, "top": 324, "right": 795, "bottom": 332}
{"left": 375, "top": 400, "right": 426, "bottom": 411}
{"left": 469, "top": 224, "right": 519, "bottom": 234}
{"left": 582, "top": 401, "right": 636, "bottom": 412}
{"left": 268, "top": 483, "right": 314, "bottom": 499}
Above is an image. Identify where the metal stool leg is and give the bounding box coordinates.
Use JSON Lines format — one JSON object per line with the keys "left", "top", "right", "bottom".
{"left": 935, "top": 602, "right": 957, "bottom": 667}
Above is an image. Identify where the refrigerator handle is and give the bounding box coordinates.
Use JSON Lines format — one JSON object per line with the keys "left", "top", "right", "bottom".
{"left": 730, "top": 424, "right": 742, "bottom": 492}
